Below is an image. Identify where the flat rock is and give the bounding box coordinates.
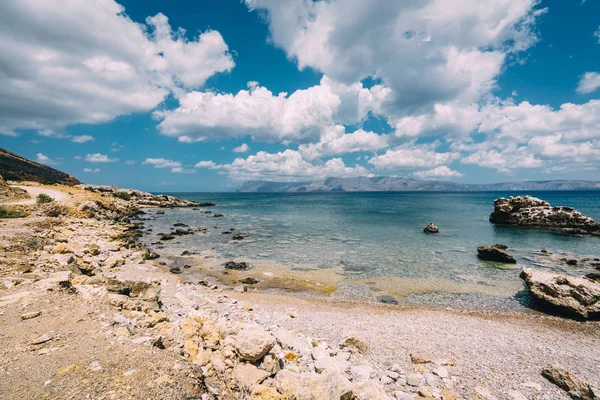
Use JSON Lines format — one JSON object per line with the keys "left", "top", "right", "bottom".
{"left": 477, "top": 244, "right": 516, "bottom": 263}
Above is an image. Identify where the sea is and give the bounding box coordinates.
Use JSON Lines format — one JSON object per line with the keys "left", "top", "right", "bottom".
{"left": 140, "top": 191, "right": 600, "bottom": 312}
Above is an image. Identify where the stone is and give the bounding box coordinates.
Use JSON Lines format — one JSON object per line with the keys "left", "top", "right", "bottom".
{"left": 51, "top": 244, "right": 71, "bottom": 254}
{"left": 250, "top": 386, "right": 282, "bottom": 400}
{"left": 104, "top": 256, "right": 124, "bottom": 269}
{"left": 419, "top": 386, "right": 434, "bottom": 397}
{"left": 376, "top": 295, "right": 398, "bottom": 305}
{"left": 274, "top": 369, "right": 353, "bottom": 400}
{"left": 21, "top": 311, "right": 42, "bottom": 320}
{"left": 406, "top": 373, "right": 422, "bottom": 387}
{"left": 393, "top": 391, "right": 413, "bottom": 400}
{"left": 521, "top": 268, "right": 600, "bottom": 319}
{"left": 112, "top": 314, "right": 135, "bottom": 334}
{"left": 240, "top": 277, "right": 260, "bottom": 285}
{"left": 340, "top": 333, "right": 368, "bottom": 354}
{"left": 474, "top": 386, "right": 498, "bottom": 400}
{"left": 489, "top": 195, "right": 600, "bottom": 236}
{"left": 542, "top": 365, "right": 598, "bottom": 400}
{"left": 350, "top": 365, "right": 377, "bottom": 383}
{"left": 34, "top": 271, "right": 72, "bottom": 290}
{"left": 234, "top": 363, "right": 270, "bottom": 389}
{"left": 477, "top": 244, "right": 516, "bottom": 263}
{"left": 31, "top": 333, "right": 53, "bottom": 345}
{"left": 224, "top": 261, "right": 251, "bottom": 271}
{"left": 235, "top": 327, "right": 276, "bottom": 362}
{"left": 521, "top": 381, "right": 541, "bottom": 391}
{"left": 433, "top": 366, "right": 449, "bottom": 378}
{"left": 423, "top": 223, "right": 439, "bottom": 233}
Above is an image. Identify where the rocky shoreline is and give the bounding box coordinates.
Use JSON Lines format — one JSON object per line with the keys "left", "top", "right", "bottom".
{"left": 1, "top": 185, "right": 600, "bottom": 399}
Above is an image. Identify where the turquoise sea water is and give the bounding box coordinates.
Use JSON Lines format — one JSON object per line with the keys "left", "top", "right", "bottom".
{"left": 141, "top": 191, "right": 600, "bottom": 310}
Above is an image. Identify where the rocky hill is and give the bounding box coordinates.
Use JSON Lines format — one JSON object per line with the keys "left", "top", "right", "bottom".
{"left": 235, "top": 177, "right": 600, "bottom": 192}
{"left": 0, "top": 174, "right": 29, "bottom": 202}
{"left": 0, "top": 148, "right": 81, "bottom": 185}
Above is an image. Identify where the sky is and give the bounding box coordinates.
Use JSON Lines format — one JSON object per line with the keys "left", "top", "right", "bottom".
{"left": 1, "top": 0, "right": 600, "bottom": 192}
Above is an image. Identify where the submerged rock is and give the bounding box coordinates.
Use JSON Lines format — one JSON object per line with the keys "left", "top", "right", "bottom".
{"left": 489, "top": 195, "right": 600, "bottom": 235}
{"left": 520, "top": 268, "right": 600, "bottom": 320}
{"left": 423, "top": 223, "right": 439, "bottom": 233}
{"left": 477, "top": 244, "right": 516, "bottom": 264}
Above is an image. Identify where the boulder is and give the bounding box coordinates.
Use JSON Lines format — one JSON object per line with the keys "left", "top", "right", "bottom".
{"left": 520, "top": 268, "right": 600, "bottom": 319}
{"left": 542, "top": 365, "right": 599, "bottom": 400}
{"left": 477, "top": 244, "right": 516, "bottom": 263}
{"left": 423, "top": 223, "right": 439, "bottom": 233}
{"left": 235, "top": 327, "right": 276, "bottom": 362}
{"left": 489, "top": 195, "right": 600, "bottom": 235}
{"left": 274, "top": 369, "right": 354, "bottom": 400}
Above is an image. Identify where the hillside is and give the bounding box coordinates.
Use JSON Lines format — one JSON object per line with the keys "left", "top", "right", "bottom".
{"left": 235, "top": 177, "right": 600, "bottom": 192}
{"left": 0, "top": 148, "right": 81, "bottom": 186}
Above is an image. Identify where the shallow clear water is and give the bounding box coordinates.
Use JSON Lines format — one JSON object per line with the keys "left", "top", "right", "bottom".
{"left": 140, "top": 191, "right": 600, "bottom": 310}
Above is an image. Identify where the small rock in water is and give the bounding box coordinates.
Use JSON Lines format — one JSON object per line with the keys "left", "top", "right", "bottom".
{"left": 566, "top": 259, "right": 578, "bottom": 266}
{"left": 169, "top": 267, "right": 182, "bottom": 274}
{"left": 423, "top": 223, "right": 439, "bottom": 233}
{"left": 477, "top": 244, "right": 516, "bottom": 264}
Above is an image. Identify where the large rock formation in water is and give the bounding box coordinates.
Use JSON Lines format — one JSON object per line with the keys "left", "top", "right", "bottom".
{"left": 0, "top": 148, "right": 81, "bottom": 185}
{"left": 489, "top": 195, "right": 600, "bottom": 236}
{"left": 520, "top": 268, "right": 600, "bottom": 320}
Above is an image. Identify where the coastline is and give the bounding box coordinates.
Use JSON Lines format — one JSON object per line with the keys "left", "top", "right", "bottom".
{"left": 1, "top": 184, "right": 599, "bottom": 399}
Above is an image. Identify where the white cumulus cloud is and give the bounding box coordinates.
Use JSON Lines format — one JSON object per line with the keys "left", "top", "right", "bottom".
{"left": 233, "top": 143, "right": 250, "bottom": 153}
{"left": 576, "top": 72, "right": 600, "bottom": 94}
{"left": 71, "top": 135, "right": 95, "bottom": 144}
{"left": 0, "top": 0, "right": 234, "bottom": 136}
{"left": 413, "top": 166, "right": 464, "bottom": 179}
{"left": 85, "top": 153, "right": 118, "bottom": 163}
{"left": 36, "top": 153, "right": 58, "bottom": 166}
{"left": 84, "top": 168, "right": 100, "bottom": 173}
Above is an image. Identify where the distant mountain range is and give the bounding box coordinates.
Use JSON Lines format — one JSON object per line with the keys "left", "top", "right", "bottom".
{"left": 0, "top": 148, "right": 81, "bottom": 185}
{"left": 235, "top": 177, "right": 600, "bottom": 193}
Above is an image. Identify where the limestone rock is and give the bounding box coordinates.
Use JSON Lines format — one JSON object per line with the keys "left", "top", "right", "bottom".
{"left": 233, "top": 363, "right": 269, "bottom": 390}
{"left": 340, "top": 334, "right": 368, "bottom": 354}
{"left": 235, "top": 327, "right": 276, "bottom": 362}
{"left": 542, "top": 365, "right": 599, "bottom": 400}
{"left": 489, "top": 195, "right": 600, "bottom": 236}
{"left": 520, "top": 268, "right": 600, "bottom": 319}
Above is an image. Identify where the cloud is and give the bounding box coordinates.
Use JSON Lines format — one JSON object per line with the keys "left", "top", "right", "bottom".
{"left": 221, "top": 150, "right": 370, "bottom": 181}
{"left": 36, "top": 153, "right": 58, "bottom": 166}
{"left": 299, "top": 125, "right": 389, "bottom": 160}
{"left": 195, "top": 160, "right": 220, "bottom": 169}
{"left": 461, "top": 147, "right": 543, "bottom": 172}
{"left": 85, "top": 153, "right": 118, "bottom": 163}
{"left": 155, "top": 76, "right": 390, "bottom": 143}
{"left": 71, "top": 135, "right": 95, "bottom": 143}
{"left": 413, "top": 166, "right": 464, "bottom": 179}
{"left": 576, "top": 72, "right": 600, "bottom": 94}
{"left": 368, "top": 143, "right": 460, "bottom": 170}
{"left": 83, "top": 168, "right": 100, "bottom": 173}
{"left": 245, "top": 0, "right": 544, "bottom": 114}
{"left": 143, "top": 157, "right": 194, "bottom": 173}
{"left": 125, "top": 160, "right": 137, "bottom": 165}
{"left": 233, "top": 143, "right": 250, "bottom": 153}
{"left": 73, "top": 155, "right": 83, "bottom": 160}
{"left": 595, "top": 26, "right": 600, "bottom": 43}
{"left": 0, "top": 0, "right": 233, "bottom": 136}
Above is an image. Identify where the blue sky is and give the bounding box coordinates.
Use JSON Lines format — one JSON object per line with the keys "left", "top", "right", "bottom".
{"left": 1, "top": 0, "right": 600, "bottom": 191}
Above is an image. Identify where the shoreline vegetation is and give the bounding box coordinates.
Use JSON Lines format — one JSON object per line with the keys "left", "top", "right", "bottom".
{"left": 1, "top": 181, "right": 599, "bottom": 399}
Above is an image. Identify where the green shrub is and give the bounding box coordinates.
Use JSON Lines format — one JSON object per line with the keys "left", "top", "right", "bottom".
{"left": 115, "top": 191, "right": 132, "bottom": 201}
{"left": 36, "top": 193, "right": 54, "bottom": 203}
{"left": 0, "top": 206, "right": 25, "bottom": 218}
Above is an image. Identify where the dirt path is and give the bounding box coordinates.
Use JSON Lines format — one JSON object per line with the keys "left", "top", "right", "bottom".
{"left": 3, "top": 185, "right": 69, "bottom": 205}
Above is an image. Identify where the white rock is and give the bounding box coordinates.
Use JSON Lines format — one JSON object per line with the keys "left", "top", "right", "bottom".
{"left": 393, "top": 391, "right": 413, "bottom": 400}
{"left": 521, "top": 381, "right": 542, "bottom": 391}
{"left": 350, "top": 365, "right": 377, "bottom": 383}
{"left": 233, "top": 363, "right": 269, "bottom": 389}
{"left": 508, "top": 390, "right": 528, "bottom": 400}
{"left": 474, "top": 386, "right": 499, "bottom": 400}
{"left": 406, "top": 373, "right": 422, "bottom": 387}
{"left": 433, "top": 366, "right": 449, "bottom": 378}
{"left": 235, "top": 327, "right": 276, "bottom": 362}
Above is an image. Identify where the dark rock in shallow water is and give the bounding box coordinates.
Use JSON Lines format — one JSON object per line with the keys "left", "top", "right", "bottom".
{"left": 489, "top": 195, "right": 600, "bottom": 236}
{"left": 232, "top": 233, "right": 245, "bottom": 240}
{"left": 239, "top": 277, "right": 260, "bottom": 285}
{"left": 159, "top": 234, "right": 175, "bottom": 241}
{"left": 376, "top": 295, "right": 398, "bottom": 305}
{"left": 566, "top": 259, "right": 578, "bottom": 266}
{"left": 169, "top": 267, "right": 182, "bottom": 274}
{"left": 223, "top": 261, "right": 251, "bottom": 271}
{"left": 173, "top": 228, "right": 193, "bottom": 236}
{"left": 477, "top": 244, "right": 516, "bottom": 263}
{"left": 520, "top": 268, "right": 600, "bottom": 320}
{"left": 214, "top": 213, "right": 224, "bottom": 217}
{"left": 423, "top": 223, "right": 439, "bottom": 233}
{"left": 173, "top": 222, "right": 188, "bottom": 227}
{"left": 183, "top": 264, "right": 192, "bottom": 269}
